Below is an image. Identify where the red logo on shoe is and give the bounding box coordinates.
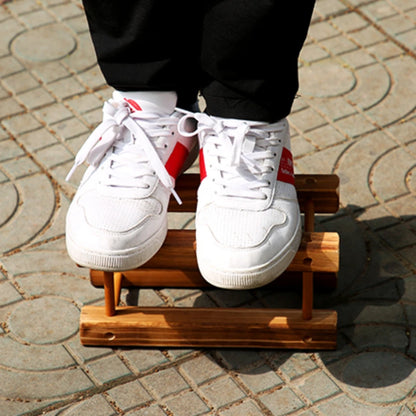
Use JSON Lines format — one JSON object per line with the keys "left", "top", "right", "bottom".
{"left": 124, "top": 98, "right": 142, "bottom": 112}
{"left": 277, "top": 147, "right": 295, "bottom": 185}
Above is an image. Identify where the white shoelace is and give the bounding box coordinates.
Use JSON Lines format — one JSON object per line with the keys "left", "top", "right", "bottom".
{"left": 179, "top": 113, "right": 284, "bottom": 200}
{"left": 66, "top": 99, "right": 183, "bottom": 204}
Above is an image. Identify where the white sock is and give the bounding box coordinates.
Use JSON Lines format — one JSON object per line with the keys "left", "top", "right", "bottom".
{"left": 114, "top": 90, "right": 177, "bottom": 114}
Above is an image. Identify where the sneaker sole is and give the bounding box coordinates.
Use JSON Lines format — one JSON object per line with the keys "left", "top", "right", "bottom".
{"left": 197, "top": 219, "right": 302, "bottom": 290}
{"left": 66, "top": 225, "right": 167, "bottom": 272}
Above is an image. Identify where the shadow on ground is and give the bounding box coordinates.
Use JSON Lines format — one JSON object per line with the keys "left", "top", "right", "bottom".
{"left": 125, "top": 206, "right": 415, "bottom": 397}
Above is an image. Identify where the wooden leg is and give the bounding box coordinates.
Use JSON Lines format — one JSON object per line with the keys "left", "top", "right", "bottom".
{"left": 114, "top": 272, "right": 123, "bottom": 306}
{"left": 304, "top": 199, "right": 315, "bottom": 232}
{"left": 103, "top": 271, "right": 116, "bottom": 316}
{"left": 303, "top": 199, "right": 315, "bottom": 320}
{"left": 302, "top": 271, "right": 313, "bottom": 320}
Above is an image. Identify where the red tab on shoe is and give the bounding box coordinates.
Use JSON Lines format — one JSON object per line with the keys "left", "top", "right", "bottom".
{"left": 165, "top": 142, "right": 190, "bottom": 180}
{"left": 199, "top": 148, "right": 207, "bottom": 182}
{"left": 277, "top": 147, "right": 295, "bottom": 185}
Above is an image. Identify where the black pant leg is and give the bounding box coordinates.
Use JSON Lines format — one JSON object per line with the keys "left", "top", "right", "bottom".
{"left": 200, "top": 1, "right": 316, "bottom": 122}
{"left": 82, "top": 0, "right": 203, "bottom": 108}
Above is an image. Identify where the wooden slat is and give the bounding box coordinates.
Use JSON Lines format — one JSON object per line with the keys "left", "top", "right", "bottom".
{"left": 80, "top": 306, "right": 337, "bottom": 349}
{"left": 90, "top": 231, "right": 339, "bottom": 288}
{"left": 170, "top": 173, "right": 339, "bottom": 214}
{"left": 90, "top": 269, "right": 337, "bottom": 290}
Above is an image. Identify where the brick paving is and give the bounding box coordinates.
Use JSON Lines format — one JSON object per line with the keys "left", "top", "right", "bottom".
{"left": 0, "top": 0, "right": 415, "bottom": 415}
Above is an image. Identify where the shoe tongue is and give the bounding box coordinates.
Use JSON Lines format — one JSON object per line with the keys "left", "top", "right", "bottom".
{"left": 113, "top": 91, "right": 177, "bottom": 114}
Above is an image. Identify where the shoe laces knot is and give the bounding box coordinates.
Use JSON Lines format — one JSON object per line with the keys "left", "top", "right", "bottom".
{"left": 179, "top": 113, "right": 283, "bottom": 200}
{"left": 66, "top": 99, "right": 183, "bottom": 204}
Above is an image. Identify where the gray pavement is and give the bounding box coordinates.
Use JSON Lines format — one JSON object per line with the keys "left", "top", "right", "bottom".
{"left": 0, "top": 0, "right": 415, "bottom": 415}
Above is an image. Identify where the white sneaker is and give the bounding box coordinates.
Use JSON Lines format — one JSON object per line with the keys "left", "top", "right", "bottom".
{"left": 183, "top": 113, "right": 301, "bottom": 289}
{"left": 65, "top": 91, "right": 196, "bottom": 271}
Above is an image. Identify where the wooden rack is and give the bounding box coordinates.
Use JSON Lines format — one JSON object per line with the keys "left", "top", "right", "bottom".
{"left": 80, "top": 173, "right": 340, "bottom": 350}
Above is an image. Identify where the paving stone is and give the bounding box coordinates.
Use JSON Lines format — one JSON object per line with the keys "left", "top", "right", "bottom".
{"left": 317, "top": 394, "right": 400, "bottom": 416}
{"left": 49, "top": 2, "right": 84, "bottom": 20}
{"left": 336, "top": 132, "right": 395, "bottom": 207}
{"left": 35, "top": 142, "right": 75, "bottom": 168}
{"left": 15, "top": 272, "right": 103, "bottom": 304}
{"left": 31, "top": 61, "right": 71, "bottom": 84}
{"left": 18, "top": 87, "right": 57, "bottom": 110}
{"left": 378, "top": 223, "right": 416, "bottom": 249}
{"left": 0, "top": 281, "right": 22, "bottom": 306}
{"left": 260, "top": 387, "right": 305, "bottom": 416}
{"left": 349, "top": 25, "right": 386, "bottom": 47}
{"left": 8, "top": 297, "right": 79, "bottom": 344}
{"left": 3, "top": 71, "right": 40, "bottom": 93}
{"left": 180, "top": 355, "right": 225, "bottom": 385}
{"left": 0, "top": 366, "right": 93, "bottom": 400}
{"left": 331, "top": 13, "right": 369, "bottom": 32}
{"left": 12, "top": 24, "right": 76, "bottom": 62}
{"left": 367, "top": 40, "right": 404, "bottom": 60}
{"left": 107, "top": 380, "right": 152, "bottom": 412}
{"left": 313, "top": 0, "right": 348, "bottom": 18}
{"left": 304, "top": 124, "right": 347, "bottom": 149}
{"left": 66, "top": 334, "right": 113, "bottom": 363}
{"left": 141, "top": 367, "right": 189, "bottom": 399}
{"left": 0, "top": 336, "right": 75, "bottom": 371}
{"left": 86, "top": 355, "right": 132, "bottom": 385}
{"left": 368, "top": 56, "right": 416, "bottom": 127}
{"left": 67, "top": 93, "right": 103, "bottom": 114}
{"left": 0, "top": 96, "right": 24, "bottom": 119}
{"left": 34, "top": 102, "right": 74, "bottom": 125}
{"left": 218, "top": 400, "right": 264, "bottom": 416}
{"left": 59, "top": 394, "right": 115, "bottom": 416}
{"left": 165, "top": 391, "right": 210, "bottom": 416}
{"left": 237, "top": 365, "right": 283, "bottom": 394}
{"left": 2, "top": 112, "right": 42, "bottom": 135}
{"left": 62, "top": 32, "right": 98, "bottom": 73}
{"left": 199, "top": 376, "right": 246, "bottom": 409}
{"left": 346, "top": 63, "right": 390, "bottom": 110}
{"left": 0, "top": 174, "right": 55, "bottom": 254}
{"left": 327, "top": 351, "right": 416, "bottom": 404}
{"left": 19, "top": 8, "right": 56, "bottom": 28}
{"left": 47, "top": 76, "right": 86, "bottom": 100}
{"left": 53, "top": 116, "right": 89, "bottom": 140}
{"left": 295, "top": 371, "right": 340, "bottom": 403}
{"left": 371, "top": 147, "right": 416, "bottom": 201}
{"left": 121, "top": 349, "right": 169, "bottom": 373}
{"left": 0, "top": 18, "right": 25, "bottom": 56}
{"left": 125, "top": 404, "right": 167, "bottom": 416}
{"left": 299, "top": 60, "right": 356, "bottom": 99}
{"left": 0, "top": 397, "right": 56, "bottom": 416}
{"left": 343, "top": 325, "right": 409, "bottom": 351}
{"left": 278, "top": 353, "right": 318, "bottom": 380}
{"left": 216, "top": 349, "right": 264, "bottom": 370}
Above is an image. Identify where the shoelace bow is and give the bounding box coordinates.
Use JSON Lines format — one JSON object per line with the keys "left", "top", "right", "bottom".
{"left": 179, "top": 113, "right": 283, "bottom": 200}
{"left": 66, "top": 100, "right": 183, "bottom": 204}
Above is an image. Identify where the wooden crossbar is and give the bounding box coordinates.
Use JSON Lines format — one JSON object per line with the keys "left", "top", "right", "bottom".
{"left": 82, "top": 173, "right": 340, "bottom": 350}
{"left": 170, "top": 173, "right": 339, "bottom": 214}
{"left": 90, "top": 231, "right": 339, "bottom": 288}
{"left": 80, "top": 307, "right": 337, "bottom": 349}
